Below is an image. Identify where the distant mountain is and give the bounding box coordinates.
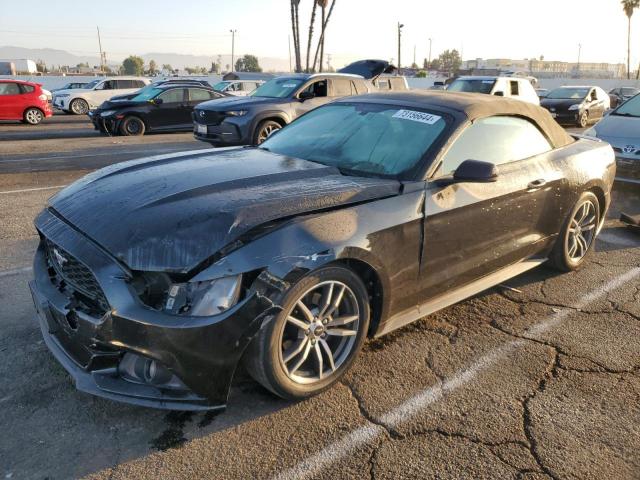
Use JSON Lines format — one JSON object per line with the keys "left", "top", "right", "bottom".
{"left": 0, "top": 46, "right": 291, "bottom": 72}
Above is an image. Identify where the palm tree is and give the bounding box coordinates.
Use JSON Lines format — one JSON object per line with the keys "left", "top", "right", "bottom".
{"left": 290, "top": 0, "right": 302, "bottom": 72}
{"left": 305, "top": 0, "right": 319, "bottom": 72}
{"left": 622, "top": 0, "right": 640, "bottom": 79}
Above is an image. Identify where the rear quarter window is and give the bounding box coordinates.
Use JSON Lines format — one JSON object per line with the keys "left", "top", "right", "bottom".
{"left": 20, "top": 84, "right": 35, "bottom": 93}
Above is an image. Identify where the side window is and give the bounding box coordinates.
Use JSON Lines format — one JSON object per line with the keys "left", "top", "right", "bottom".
{"left": 0, "top": 83, "right": 21, "bottom": 95}
{"left": 20, "top": 84, "right": 35, "bottom": 93}
{"left": 310, "top": 79, "right": 327, "bottom": 97}
{"left": 133, "top": 80, "right": 146, "bottom": 88}
{"left": 332, "top": 78, "right": 353, "bottom": 97}
{"left": 510, "top": 81, "right": 519, "bottom": 96}
{"left": 189, "top": 88, "right": 213, "bottom": 102}
{"left": 590, "top": 89, "right": 597, "bottom": 101}
{"left": 158, "top": 88, "right": 185, "bottom": 103}
{"left": 438, "top": 116, "right": 552, "bottom": 176}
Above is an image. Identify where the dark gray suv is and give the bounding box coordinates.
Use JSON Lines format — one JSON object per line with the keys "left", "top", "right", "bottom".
{"left": 193, "top": 60, "right": 397, "bottom": 146}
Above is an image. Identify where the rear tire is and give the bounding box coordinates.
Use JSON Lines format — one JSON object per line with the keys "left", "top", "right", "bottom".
{"left": 244, "top": 265, "right": 370, "bottom": 400}
{"left": 23, "top": 108, "right": 44, "bottom": 125}
{"left": 119, "top": 116, "right": 146, "bottom": 136}
{"left": 70, "top": 98, "right": 89, "bottom": 115}
{"left": 252, "top": 119, "right": 282, "bottom": 145}
{"left": 548, "top": 191, "right": 600, "bottom": 272}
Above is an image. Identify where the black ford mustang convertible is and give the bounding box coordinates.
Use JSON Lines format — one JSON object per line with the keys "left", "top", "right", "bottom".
{"left": 30, "top": 92, "right": 615, "bottom": 410}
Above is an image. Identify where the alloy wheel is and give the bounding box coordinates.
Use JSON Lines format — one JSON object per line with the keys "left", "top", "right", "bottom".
{"left": 567, "top": 200, "right": 597, "bottom": 261}
{"left": 278, "top": 280, "right": 361, "bottom": 385}
{"left": 25, "top": 109, "right": 42, "bottom": 125}
{"left": 257, "top": 124, "right": 280, "bottom": 143}
{"left": 71, "top": 99, "right": 89, "bottom": 115}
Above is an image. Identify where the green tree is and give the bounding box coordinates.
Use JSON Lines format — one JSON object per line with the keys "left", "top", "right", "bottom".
{"left": 162, "top": 63, "right": 173, "bottom": 72}
{"left": 415, "top": 70, "right": 427, "bottom": 78}
{"left": 122, "top": 55, "right": 144, "bottom": 75}
{"left": 622, "top": 0, "right": 639, "bottom": 79}
{"left": 437, "top": 49, "right": 461, "bottom": 74}
{"left": 235, "top": 54, "right": 262, "bottom": 72}
{"left": 429, "top": 58, "right": 441, "bottom": 70}
{"left": 148, "top": 59, "right": 157, "bottom": 75}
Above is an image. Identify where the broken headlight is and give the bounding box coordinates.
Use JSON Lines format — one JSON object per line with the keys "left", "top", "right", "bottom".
{"left": 163, "top": 275, "right": 242, "bottom": 316}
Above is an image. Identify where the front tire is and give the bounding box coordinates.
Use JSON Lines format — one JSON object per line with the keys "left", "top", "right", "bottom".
{"left": 23, "top": 108, "right": 44, "bottom": 125}
{"left": 253, "top": 119, "right": 282, "bottom": 145}
{"left": 548, "top": 191, "right": 600, "bottom": 272}
{"left": 577, "top": 111, "right": 588, "bottom": 128}
{"left": 70, "top": 98, "right": 89, "bottom": 115}
{"left": 244, "top": 265, "right": 370, "bottom": 400}
{"left": 119, "top": 116, "right": 146, "bottom": 136}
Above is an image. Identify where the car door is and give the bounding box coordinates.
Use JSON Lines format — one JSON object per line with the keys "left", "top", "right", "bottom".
{"left": 0, "top": 82, "right": 22, "bottom": 119}
{"left": 586, "top": 88, "right": 603, "bottom": 120}
{"left": 419, "top": 115, "right": 563, "bottom": 298}
{"left": 92, "top": 80, "right": 117, "bottom": 103}
{"left": 186, "top": 88, "right": 218, "bottom": 125}
{"left": 293, "top": 78, "right": 329, "bottom": 118}
{"left": 147, "top": 88, "right": 187, "bottom": 129}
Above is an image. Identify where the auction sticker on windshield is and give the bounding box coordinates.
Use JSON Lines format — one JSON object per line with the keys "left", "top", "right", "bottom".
{"left": 392, "top": 109, "right": 442, "bottom": 125}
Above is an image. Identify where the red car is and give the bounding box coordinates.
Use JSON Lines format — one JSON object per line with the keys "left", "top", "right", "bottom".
{"left": 0, "top": 79, "right": 52, "bottom": 125}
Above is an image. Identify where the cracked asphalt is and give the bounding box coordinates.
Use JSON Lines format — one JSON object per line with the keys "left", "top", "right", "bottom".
{"left": 1, "top": 116, "right": 639, "bottom": 480}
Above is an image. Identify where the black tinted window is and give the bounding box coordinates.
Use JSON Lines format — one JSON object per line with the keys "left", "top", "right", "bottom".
{"left": 300, "top": 80, "right": 327, "bottom": 97}
{"left": 440, "top": 116, "right": 552, "bottom": 175}
{"left": 20, "top": 84, "right": 35, "bottom": 93}
{"left": 510, "top": 81, "right": 519, "bottom": 96}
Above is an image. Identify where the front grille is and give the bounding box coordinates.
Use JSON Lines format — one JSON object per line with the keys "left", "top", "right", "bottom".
{"left": 45, "top": 239, "right": 110, "bottom": 314}
{"left": 193, "top": 109, "right": 225, "bottom": 126}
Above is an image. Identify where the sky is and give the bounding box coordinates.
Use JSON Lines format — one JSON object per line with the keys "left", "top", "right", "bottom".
{"left": 0, "top": 0, "right": 637, "bottom": 68}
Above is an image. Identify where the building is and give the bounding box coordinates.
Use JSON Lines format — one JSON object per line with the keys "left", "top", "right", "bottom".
{"left": 0, "top": 58, "right": 37, "bottom": 74}
{"left": 463, "top": 58, "right": 626, "bottom": 79}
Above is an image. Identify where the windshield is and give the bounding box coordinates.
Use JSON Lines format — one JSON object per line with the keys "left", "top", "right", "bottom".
{"left": 447, "top": 79, "right": 496, "bottom": 94}
{"left": 260, "top": 103, "right": 448, "bottom": 177}
{"left": 132, "top": 87, "right": 162, "bottom": 102}
{"left": 213, "top": 81, "right": 232, "bottom": 91}
{"left": 546, "top": 87, "right": 589, "bottom": 99}
{"left": 614, "top": 93, "right": 640, "bottom": 117}
{"left": 83, "top": 79, "right": 101, "bottom": 90}
{"left": 251, "top": 77, "right": 305, "bottom": 98}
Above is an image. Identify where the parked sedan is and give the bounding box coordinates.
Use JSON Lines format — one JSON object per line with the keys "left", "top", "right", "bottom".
{"left": 540, "top": 86, "right": 608, "bottom": 127}
{"left": 585, "top": 93, "right": 640, "bottom": 184}
{"left": 89, "top": 84, "right": 224, "bottom": 135}
{"left": 30, "top": 92, "right": 615, "bottom": 410}
{"left": 0, "top": 79, "right": 53, "bottom": 125}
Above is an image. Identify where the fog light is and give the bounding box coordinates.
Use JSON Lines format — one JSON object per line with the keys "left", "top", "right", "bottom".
{"left": 118, "top": 353, "right": 187, "bottom": 390}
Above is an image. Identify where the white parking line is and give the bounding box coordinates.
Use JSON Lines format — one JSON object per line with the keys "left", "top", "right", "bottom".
{"left": 0, "top": 266, "right": 32, "bottom": 278}
{"left": 273, "top": 267, "right": 640, "bottom": 480}
{"left": 0, "top": 185, "right": 66, "bottom": 195}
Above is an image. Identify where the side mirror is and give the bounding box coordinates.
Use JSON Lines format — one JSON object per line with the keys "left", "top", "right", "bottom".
{"left": 152, "top": 98, "right": 163, "bottom": 105}
{"left": 299, "top": 91, "right": 315, "bottom": 101}
{"left": 453, "top": 160, "right": 498, "bottom": 183}
{"left": 493, "top": 91, "right": 504, "bottom": 97}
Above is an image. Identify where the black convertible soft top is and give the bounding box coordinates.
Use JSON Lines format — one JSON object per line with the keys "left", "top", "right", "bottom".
{"left": 337, "top": 91, "right": 574, "bottom": 149}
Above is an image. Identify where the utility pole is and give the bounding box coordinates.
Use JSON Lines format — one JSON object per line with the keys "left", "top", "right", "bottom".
{"left": 230, "top": 29, "right": 237, "bottom": 72}
{"left": 576, "top": 43, "right": 582, "bottom": 78}
{"left": 326, "top": 53, "right": 332, "bottom": 72}
{"left": 413, "top": 45, "right": 416, "bottom": 67}
{"left": 288, "top": 35, "right": 292, "bottom": 72}
{"left": 428, "top": 38, "right": 432, "bottom": 66}
{"left": 397, "top": 22, "right": 404, "bottom": 75}
{"left": 97, "top": 26, "right": 105, "bottom": 74}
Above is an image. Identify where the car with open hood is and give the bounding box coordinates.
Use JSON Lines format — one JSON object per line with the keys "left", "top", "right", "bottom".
{"left": 540, "top": 86, "right": 609, "bottom": 127}
{"left": 193, "top": 59, "right": 396, "bottom": 146}
{"left": 30, "top": 91, "right": 615, "bottom": 411}
{"left": 88, "top": 83, "right": 224, "bottom": 135}
{"left": 585, "top": 92, "right": 640, "bottom": 184}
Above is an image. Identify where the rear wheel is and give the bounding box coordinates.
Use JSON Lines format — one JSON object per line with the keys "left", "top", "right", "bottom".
{"left": 23, "top": 108, "right": 44, "bottom": 125}
{"left": 119, "top": 116, "right": 146, "bottom": 136}
{"left": 253, "top": 119, "right": 282, "bottom": 145}
{"left": 70, "top": 98, "right": 89, "bottom": 115}
{"left": 244, "top": 265, "right": 370, "bottom": 400}
{"left": 548, "top": 191, "right": 600, "bottom": 272}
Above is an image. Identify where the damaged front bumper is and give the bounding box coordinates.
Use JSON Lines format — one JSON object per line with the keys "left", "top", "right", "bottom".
{"left": 30, "top": 209, "right": 280, "bottom": 410}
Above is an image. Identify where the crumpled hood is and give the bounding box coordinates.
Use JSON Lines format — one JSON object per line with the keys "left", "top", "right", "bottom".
{"left": 48, "top": 148, "right": 401, "bottom": 273}
{"left": 196, "top": 95, "right": 283, "bottom": 111}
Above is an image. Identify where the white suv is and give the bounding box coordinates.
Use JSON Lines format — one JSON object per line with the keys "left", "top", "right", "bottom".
{"left": 212, "top": 80, "right": 262, "bottom": 96}
{"left": 53, "top": 77, "right": 150, "bottom": 114}
{"left": 447, "top": 76, "right": 540, "bottom": 105}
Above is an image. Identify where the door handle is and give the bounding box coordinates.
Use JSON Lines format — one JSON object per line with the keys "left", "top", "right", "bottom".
{"left": 527, "top": 179, "right": 547, "bottom": 190}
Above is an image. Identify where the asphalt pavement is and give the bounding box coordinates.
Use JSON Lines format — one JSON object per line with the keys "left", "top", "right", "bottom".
{"left": 0, "top": 114, "right": 639, "bottom": 480}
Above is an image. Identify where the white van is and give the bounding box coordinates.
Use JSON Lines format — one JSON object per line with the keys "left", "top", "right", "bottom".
{"left": 447, "top": 76, "right": 540, "bottom": 105}
{"left": 53, "top": 77, "right": 150, "bottom": 114}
